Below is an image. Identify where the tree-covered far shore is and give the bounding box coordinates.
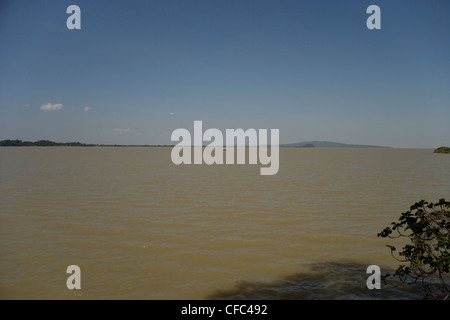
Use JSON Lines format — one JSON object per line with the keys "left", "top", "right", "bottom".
{"left": 0, "top": 139, "right": 173, "bottom": 147}
{"left": 0, "top": 139, "right": 93, "bottom": 146}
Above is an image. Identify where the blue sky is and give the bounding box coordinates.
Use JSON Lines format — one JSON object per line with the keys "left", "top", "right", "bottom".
{"left": 0, "top": 0, "right": 449, "bottom": 147}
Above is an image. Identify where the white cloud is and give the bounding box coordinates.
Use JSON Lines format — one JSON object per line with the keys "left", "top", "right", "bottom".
{"left": 112, "top": 128, "right": 133, "bottom": 135}
{"left": 24, "top": 104, "right": 31, "bottom": 107}
{"left": 169, "top": 112, "right": 174, "bottom": 116}
{"left": 84, "top": 106, "right": 91, "bottom": 112}
{"left": 40, "top": 103, "right": 63, "bottom": 111}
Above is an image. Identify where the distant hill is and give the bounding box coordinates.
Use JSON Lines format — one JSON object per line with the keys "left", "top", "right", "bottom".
{"left": 281, "top": 141, "right": 391, "bottom": 148}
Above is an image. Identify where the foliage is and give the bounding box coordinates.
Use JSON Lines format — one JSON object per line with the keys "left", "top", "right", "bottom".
{"left": 0, "top": 139, "right": 169, "bottom": 147}
{"left": 434, "top": 146, "right": 450, "bottom": 154}
{"left": 0, "top": 139, "right": 96, "bottom": 147}
{"left": 378, "top": 199, "right": 450, "bottom": 299}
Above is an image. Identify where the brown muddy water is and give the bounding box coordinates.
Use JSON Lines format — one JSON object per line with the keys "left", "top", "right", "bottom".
{"left": 0, "top": 147, "right": 448, "bottom": 299}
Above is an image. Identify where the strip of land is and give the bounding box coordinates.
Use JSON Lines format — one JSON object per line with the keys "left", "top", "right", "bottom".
{"left": 434, "top": 146, "right": 450, "bottom": 154}
{"left": 0, "top": 139, "right": 173, "bottom": 147}
{"left": 281, "top": 141, "right": 391, "bottom": 148}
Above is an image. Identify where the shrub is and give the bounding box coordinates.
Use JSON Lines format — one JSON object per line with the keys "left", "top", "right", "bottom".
{"left": 378, "top": 199, "right": 450, "bottom": 299}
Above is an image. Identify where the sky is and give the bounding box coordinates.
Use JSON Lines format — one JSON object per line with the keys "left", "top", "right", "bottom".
{"left": 0, "top": 0, "right": 449, "bottom": 147}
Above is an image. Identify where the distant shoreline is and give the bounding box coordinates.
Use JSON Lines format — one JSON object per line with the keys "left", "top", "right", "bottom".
{"left": 0, "top": 139, "right": 174, "bottom": 147}
{"left": 280, "top": 141, "right": 391, "bottom": 148}
{"left": 0, "top": 139, "right": 442, "bottom": 149}
{"left": 433, "top": 146, "right": 450, "bottom": 154}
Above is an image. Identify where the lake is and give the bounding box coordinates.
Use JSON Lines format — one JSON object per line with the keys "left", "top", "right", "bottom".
{"left": 0, "top": 147, "right": 448, "bottom": 299}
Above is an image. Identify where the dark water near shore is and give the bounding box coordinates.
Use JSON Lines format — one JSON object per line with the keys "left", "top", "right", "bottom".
{"left": 0, "top": 147, "right": 449, "bottom": 299}
{"left": 208, "top": 261, "right": 426, "bottom": 300}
